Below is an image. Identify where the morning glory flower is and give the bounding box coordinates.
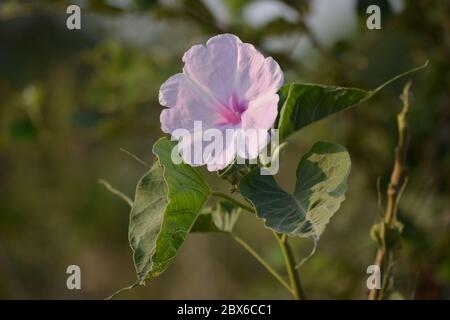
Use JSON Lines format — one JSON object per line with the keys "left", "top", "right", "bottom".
{"left": 159, "top": 34, "right": 284, "bottom": 171}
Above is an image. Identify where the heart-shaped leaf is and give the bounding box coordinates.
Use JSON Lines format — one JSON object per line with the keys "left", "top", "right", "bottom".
{"left": 276, "top": 83, "right": 370, "bottom": 140}
{"left": 276, "top": 62, "right": 428, "bottom": 140}
{"left": 239, "top": 142, "right": 351, "bottom": 239}
{"left": 128, "top": 137, "right": 211, "bottom": 283}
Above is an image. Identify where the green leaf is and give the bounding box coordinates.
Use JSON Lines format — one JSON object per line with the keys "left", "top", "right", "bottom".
{"left": 276, "top": 61, "right": 428, "bottom": 140}
{"left": 239, "top": 142, "right": 351, "bottom": 238}
{"left": 128, "top": 137, "right": 211, "bottom": 283}
{"left": 191, "top": 200, "right": 241, "bottom": 233}
{"left": 370, "top": 220, "right": 404, "bottom": 251}
{"left": 276, "top": 83, "right": 369, "bottom": 140}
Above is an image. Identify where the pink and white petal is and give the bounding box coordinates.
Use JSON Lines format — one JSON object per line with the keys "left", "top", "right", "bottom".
{"left": 205, "top": 132, "right": 237, "bottom": 171}
{"left": 241, "top": 93, "right": 279, "bottom": 131}
{"left": 182, "top": 34, "right": 242, "bottom": 106}
{"left": 237, "top": 44, "right": 284, "bottom": 101}
{"left": 174, "top": 125, "right": 238, "bottom": 171}
{"left": 159, "top": 73, "right": 221, "bottom": 133}
{"left": 235, "top": 128, "right": 269, "bottom": 160}
{"left": 203, "top": 126, "right": 238, "bottom": 171}
{"left": 176, "top": 129, "right": 207, "bottom": 167}
{"left": 181, "top": 34, "right": 283, "bottom": 115}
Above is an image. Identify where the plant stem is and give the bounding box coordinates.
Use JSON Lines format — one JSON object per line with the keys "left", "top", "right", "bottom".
{"left": 274, "top": 232, "right": 305, "bottom": 300}
{"left": 105, "top": 281, "right": 139, "bottom": 300}
{"left": 368, "top": 82, "right": 412, "bottom": 300}
{"left": 214, "top": 189, "right": 305, "bottom": 298}
{"left": 98, "top": 179, "right": 133, "bottom": 207}
{"left": 119, "top": 148, "right": 149, "bottom": 167}
{"left": 212, "top": 191, "right": 255, "bottom": 214}
{"left": 231, "top": 234, "right": 292, "bottom": 293}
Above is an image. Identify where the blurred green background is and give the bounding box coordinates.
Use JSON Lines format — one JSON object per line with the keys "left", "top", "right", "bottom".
{"left": 0, "top": 0, "right": 448, "bottom": 299}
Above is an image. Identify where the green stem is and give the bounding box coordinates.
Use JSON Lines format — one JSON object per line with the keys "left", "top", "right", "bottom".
{"left": 231, "top": 234, "right": 292, "bottom": 293}
{"left": 274, "top": 232, "right": 305, "bottom": 300}
{"left": 98, "top": 179, "right": 133, "bottom": 207}
{"left": 212, "top": 191, "right": 255, "bottom": 214}
{"left": 105, "top": 281, "right": 139, "bottom": 300}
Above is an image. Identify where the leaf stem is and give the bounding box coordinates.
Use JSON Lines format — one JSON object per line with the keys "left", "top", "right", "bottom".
{"left": 372, "top": 62, "right": 428, "bottom": 95}
{"left": 212, "top": 191, "right": 255, "bottom": 214}
{"left": 120, "top": 148, "right": 149, "bottom": 167}
{"left": 98, "top": 179, "right": 133, "bottom": 207}
{"left": 274, "top": 232, "right": 305, "bottom": 300}
{"left": 231, "top": 234, "right": 292, "bottom": 293}
{"left": 105, "top": 281, "right": 139, "bottom": 300}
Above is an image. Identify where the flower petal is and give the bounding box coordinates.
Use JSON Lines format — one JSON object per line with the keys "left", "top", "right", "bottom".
{"left": 182, "top": 34, "right": 241, "bottom": 106}
{"left": 176, "top": 126, "right": 238, "bottom": 171}
{"left": 241, "top": 93, "right": 279, "bottom": 130}
{"left": 236, "top": 45, "right": 284, "bottom": 102}
{"left": 183, "top": 34, "right": 284, "bottom": 106}
{"left": 159, "top": 73, "right": 222, "bottom": 133}
{"left": 204, "top": 128, "right": 237, "bottom": 171}
{"left": 176, "top": 129, "right": 205, "bottom": 167}
{"left": 235, "top": 128, "right": 269, "bottom": 160}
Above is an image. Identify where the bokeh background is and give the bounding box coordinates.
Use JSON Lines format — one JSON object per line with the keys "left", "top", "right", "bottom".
{"left": 0, "top": 0, "right": 449, "bottom": 299}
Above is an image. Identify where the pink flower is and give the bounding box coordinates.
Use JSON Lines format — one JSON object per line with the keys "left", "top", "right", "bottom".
{"left": 159, "top": 34, "right": 284, "bottom": 171}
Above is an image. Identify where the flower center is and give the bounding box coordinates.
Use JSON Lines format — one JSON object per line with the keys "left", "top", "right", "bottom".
{"left": 219, "top": 95, "right": 247, "bottom": 125}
